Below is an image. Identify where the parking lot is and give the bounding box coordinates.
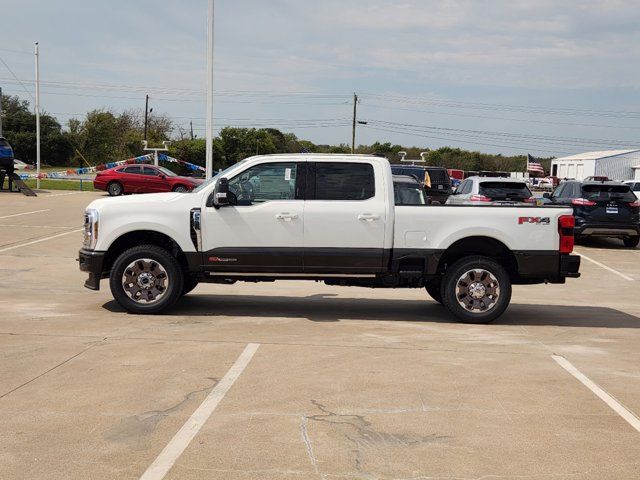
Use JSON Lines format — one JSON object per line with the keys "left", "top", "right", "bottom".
{"left": 1, "top": 191, "right": 639, "bottom": 479}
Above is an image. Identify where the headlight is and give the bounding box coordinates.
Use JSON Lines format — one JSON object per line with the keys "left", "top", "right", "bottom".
{"left": 83, "top": 209, "right": 99, "bottom": 249}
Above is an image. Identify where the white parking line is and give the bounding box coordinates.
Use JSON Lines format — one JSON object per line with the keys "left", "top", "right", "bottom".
{"left": 42, "top": 191, "right": 84, "bottom": 198}
{"left": 0, "top": 228, "right": 83, "bottom": 253}
{"left": 553, "top": 355, "right": 640, "bottom": 433}
{"left": 575, "top": 250, "right": 634, "bottom": 281}
{"left": 0, "top": 209, "right": 50, "bottom": 219}
{"left": 139, "top": 343, "right": 261, "bottom": 480}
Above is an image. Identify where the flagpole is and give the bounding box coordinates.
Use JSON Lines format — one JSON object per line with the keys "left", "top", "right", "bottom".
{"left": 35, "top": 42, "right": 41, "bottom": 190}
{"left": 205, "top": 0, "right": 214, "bottom": 179}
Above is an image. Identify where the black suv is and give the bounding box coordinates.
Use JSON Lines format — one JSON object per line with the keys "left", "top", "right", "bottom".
{"left": 545, "top": 180, "right": 640, "bottom": 247}
{"left": 390, "top": 165, "right": 452, "bottom": 204}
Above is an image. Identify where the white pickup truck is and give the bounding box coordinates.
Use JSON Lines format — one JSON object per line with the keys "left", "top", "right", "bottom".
{"left": 78, "top": 154, "right": 580, "bottom": 323}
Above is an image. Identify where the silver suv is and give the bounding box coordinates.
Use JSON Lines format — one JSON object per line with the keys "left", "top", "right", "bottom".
{"left": 447, "top": 176, "right": 535, "bottom": 205}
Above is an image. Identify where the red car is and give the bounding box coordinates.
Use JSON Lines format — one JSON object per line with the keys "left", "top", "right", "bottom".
{"left": 94, "top": 165, "right": 203, "bottom": 196}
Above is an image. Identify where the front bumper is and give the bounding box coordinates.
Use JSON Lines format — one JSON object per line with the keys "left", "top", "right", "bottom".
{"left": 77, "top": 247, "right": 106, "bottom": 290}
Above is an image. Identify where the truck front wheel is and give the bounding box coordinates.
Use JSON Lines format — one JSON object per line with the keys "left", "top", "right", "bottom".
{"left": 110, "top": 245, "right": 184, "bottom": 314}
{"left": 441, "top": 256, "right": 511, "bottom": 324}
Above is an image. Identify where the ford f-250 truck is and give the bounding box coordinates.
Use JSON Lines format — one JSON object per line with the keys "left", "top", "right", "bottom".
{"left": 78, "top": 154, "right": 580, "bottom": 323}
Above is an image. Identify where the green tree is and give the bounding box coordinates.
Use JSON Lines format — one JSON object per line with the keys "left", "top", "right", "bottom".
{"left": 1, "top": 95, "right": 72, "bottom": 166}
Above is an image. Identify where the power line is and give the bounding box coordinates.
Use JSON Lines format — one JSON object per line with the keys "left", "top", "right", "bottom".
{"left": 0, "top": 56, "right": 35, "bottom": 101}
{"left": 364, "top": 119, "right": 640, "bottom": 149}
{"left": 362, "top": 124, "right": 575, "bottom": 155}
{"left": 362, "top": 93, "right": 640, "bottom": 119}
{"left": 361, "top": 102, "right": 640, "bottom": 131}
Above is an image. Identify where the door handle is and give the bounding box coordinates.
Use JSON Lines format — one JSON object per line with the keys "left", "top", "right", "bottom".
{"left": 358, "top": 213, "right": 380, "bottom": 222}
{"left": 276, "top": 213, "right": 298, "bottom": 222}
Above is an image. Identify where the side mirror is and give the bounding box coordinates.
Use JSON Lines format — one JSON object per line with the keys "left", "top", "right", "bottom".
{"left": 212, "top": 177, "right": 230, "bottom": 208}
{"left": 543, "top": 192, "right": 551, "bottom": 199}
{"left": 158, "top": 173, "right": 166, "bottom": 179}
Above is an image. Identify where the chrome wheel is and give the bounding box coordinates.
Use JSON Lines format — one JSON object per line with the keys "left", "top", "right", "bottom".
{"left": 455, "top": 268, "right": 500, "bottom": 313}
{"left": 108, "top": 182, "right": 123, "bottom": 196}
{"left": 121, "top": 258, "right": 169, "bottom": 304}
{"left": 173, "top": 185, "right": 188, "bottom": 192}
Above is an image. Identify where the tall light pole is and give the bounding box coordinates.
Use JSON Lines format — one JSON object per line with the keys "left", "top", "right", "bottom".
{"left": 35, "top": 42, "right": 41, "bottom": 189}
{"left": 205, "top": 0, "right": 214, "bottom": 178}
{"left": 351, "top": 93, "right": 357, "bottom": 154}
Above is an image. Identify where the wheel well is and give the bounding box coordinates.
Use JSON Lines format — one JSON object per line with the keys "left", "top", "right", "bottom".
{"left": 103, "top": 230, "right": 188, "bottom": 274}
{"left": 437, "top": 236, "right": 517, "bottom": 277}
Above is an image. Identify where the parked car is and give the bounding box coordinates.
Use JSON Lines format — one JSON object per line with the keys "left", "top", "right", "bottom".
{"left": 390, "top": 165, "right": 452, "bottom": 204}
{"left": 13, "top": 159, "right": 28, "bottom": 170}
{"left": 79, "top": 154, "right": 580, "bottom": 324}
{"left": 544, "top": 180, "right": 640, "bottom": 247}
{"left": 623, "top": 180, "right": 640, "bottom": 200}
{"left": 393, "top": 174, "right": 427, "bottom": 205}
{"left": 447, "top": 177, "right": 536, "bottom": 205}
{"left": 0, "top": 137, "right": 14, "bottom": 172}
{"left": 94, "top": 164, "right": 203, "bottom": 196}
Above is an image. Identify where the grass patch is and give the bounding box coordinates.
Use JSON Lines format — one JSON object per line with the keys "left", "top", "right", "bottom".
{"left": 23, "top": 179, "right": 97, "bottom": 192}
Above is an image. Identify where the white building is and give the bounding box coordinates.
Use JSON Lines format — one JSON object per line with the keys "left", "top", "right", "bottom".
{"left": 551, "top": 149, "right": 640, "bottom": 181}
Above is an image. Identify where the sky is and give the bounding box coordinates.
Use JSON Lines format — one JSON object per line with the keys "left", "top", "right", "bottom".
{"left": 1, "top": 0, "right": 640, "bottom": 157}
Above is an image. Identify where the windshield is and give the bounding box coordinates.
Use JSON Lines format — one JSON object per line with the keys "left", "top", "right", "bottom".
{"left": 192, "top": 160, "right": 249, "bottom": 193}
{"left": 394, "top": 183, "right": 426, "bottom": 205}
{"left": 479, "top": 181, "right": 531, "bottom": 200}
{"left": 582, "top": 184, "right": 635, "bottom": 202}
{"left": 157, "top": 166, "right": 177, "bottom": 177}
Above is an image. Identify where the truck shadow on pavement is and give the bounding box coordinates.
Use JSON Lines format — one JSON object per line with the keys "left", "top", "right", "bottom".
{"left": 103, "top": 294, "right": 640, "bottom": 328}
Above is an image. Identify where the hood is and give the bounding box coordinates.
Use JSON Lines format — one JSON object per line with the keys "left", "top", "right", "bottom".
{"left": 87, "top": 191, "right": 200, "bottom": 212}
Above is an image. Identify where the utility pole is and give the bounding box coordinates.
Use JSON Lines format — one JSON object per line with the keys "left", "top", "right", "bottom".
{"left": 0, "top": 86, "right": 3, "bottom": 137}
{"left": 35, "top": 42, "right": 41, "bottom": 190}
{"left": 144, "top": 94, "right": 149, "bottom": 140}
{"left": 190, "top": 120, "right": 194, "bottom": 140}
{"left": 205, "top": 0, "right": 214, "bottom": 178}
{"left": 351, "top": 93, "right": 357, "bottom": 154}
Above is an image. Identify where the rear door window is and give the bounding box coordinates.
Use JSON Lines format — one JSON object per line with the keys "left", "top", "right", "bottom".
{"left": 122, "top": 166, "right": 141, "bottom": 174}
{"left": 479, "top": 181, "right": 531, "bottom": 200}
{"left": 314, "top": 163, "right": 375, "bottom": 200}
{"left": 581, "top": 185, "right": 636, "bottom": 202}
{"left": 142, "top": 167, "right": 158, "bottom": 176}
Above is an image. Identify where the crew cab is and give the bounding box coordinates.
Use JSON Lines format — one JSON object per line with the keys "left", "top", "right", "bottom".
{"left": 78, "top": 154, "right": 580, "bottom": 323}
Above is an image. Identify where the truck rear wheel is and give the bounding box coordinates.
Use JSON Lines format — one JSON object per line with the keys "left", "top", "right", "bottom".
{"left": 441, "top": 256, "right": 511, "bottom": 324}
{"left": 110, "top": 245, "right": 184, "bottom": 314}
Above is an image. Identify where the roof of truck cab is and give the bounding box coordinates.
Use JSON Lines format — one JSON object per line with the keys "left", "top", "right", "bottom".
{"left": 240, "top": 153, "right": 390, "bottom": 163}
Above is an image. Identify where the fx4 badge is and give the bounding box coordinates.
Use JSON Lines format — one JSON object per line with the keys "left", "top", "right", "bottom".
{"left": 208, "top": 257, "right": 238, "bottom": 262}
{"left": 518, "top": 216, "right": 550, "bottom": 225}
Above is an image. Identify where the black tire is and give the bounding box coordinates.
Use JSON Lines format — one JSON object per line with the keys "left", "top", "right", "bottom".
{"left": 623, "top": 236, "right": 639, "bottom": 248}
{"left": 441, "top": 256, "right": 512, "bottom": 324}
{"left": 109, "top": 245, "right": 184, "bottom": 314}
{"left": 173, "top": 184, "right": 188, "bottom": 193}
{"left": 107, "top": 181, "right": 123, "bottom": 196}
{"left": 181, "top": 275, "right": 199, "bottom": 296}
{"left": 425, "top": 280, "right": 443, "bottom": 304}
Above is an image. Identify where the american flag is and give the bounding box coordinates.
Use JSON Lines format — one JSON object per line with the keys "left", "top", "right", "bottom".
{"left": 527, "top": 154, "right": 545, "bottom": 174}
